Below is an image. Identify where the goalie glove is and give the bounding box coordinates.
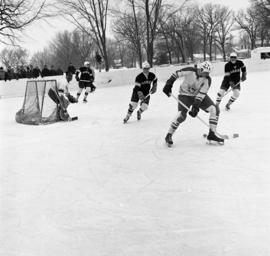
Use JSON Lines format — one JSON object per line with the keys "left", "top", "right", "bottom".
{"left": 137, "top": 91, "right": 145, "bottom": 100}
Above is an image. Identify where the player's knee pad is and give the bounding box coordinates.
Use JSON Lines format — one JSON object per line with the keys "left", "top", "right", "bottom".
{"left": 218, "top": 89, "right": 226, "bottom": 98}
{"left": 130, "top": 101, "right": 138, "bottom": 111}
{"left": 207, "top": 105, "right": 217, "bottom": 117}
{"left": 140, "top": 103, "right": 148, "bottom": 111}
{"left": 233, "top": 89, "right": 240, "bottom": 99}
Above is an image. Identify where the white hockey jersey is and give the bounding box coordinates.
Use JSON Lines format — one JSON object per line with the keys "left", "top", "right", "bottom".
{"left": 172, "top": 67, "right": 211, "bottom": 102}
{"left": 57, "top": 76, "right": 70, "bottom": 94}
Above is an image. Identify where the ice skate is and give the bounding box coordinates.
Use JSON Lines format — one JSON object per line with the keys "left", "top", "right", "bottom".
{"left": 165, "top": 133, "right": 173, "bottom": 147}
{"left": 83, "top": 98, "right": 87, "bottom": 103}
{"left": 225, "top": 103, "right": 230, "bottom": 111}
{"left": 207, "top": 130, "right": 224, "bottom": 145}
{"left": 91, "top": 86, "right": 96, "bottom": 93}
{"left": 137, "top": 110, "right": 141, "bottom": 121}
{"left": 123, "top": 114, "right": 131, "bottom": 124}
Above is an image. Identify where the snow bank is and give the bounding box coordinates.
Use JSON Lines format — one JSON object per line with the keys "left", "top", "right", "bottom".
{"left": 1, "top": 58, "right": 270, "bottom": 99}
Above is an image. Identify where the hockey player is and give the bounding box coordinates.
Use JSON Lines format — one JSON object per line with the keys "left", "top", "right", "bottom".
{"left": 48, "top": 74, "right": 78, "bottom": 121}
{"left": 123, "top": 61, "right": 157, "bottom": 123}
{"left": 163, "top": 61, "right": 224, "bottom": 146}
{"left": 75, "top": 61, "right": 96, "bottom": 103}
{"left": 216, "top": 52, "right": 247, "bottom": 110}
{"left": 57, "top": 71, "right": 78, "bottom": 103}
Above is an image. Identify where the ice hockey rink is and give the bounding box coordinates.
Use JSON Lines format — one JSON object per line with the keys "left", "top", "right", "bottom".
{"left": 0, "top": 64, "right": 270, "bottom": 256}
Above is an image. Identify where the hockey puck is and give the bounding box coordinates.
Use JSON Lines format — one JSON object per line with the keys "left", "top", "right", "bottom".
{"left": 233, "top": 133, "right": 239, "bottom": 138}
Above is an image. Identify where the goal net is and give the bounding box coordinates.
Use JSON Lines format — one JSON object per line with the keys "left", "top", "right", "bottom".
{"left": 16, "top": 80, "right": 59, "bottom": 125}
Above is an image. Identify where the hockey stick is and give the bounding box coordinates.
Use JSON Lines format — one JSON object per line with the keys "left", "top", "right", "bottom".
{"left": 171, "top": 94, "right": 209, "bottom": 127}
{"left": 171, "top": 93, "right": 228, "bottom": 139}
{"left": 141, "top": 93, "right": 150, "bottom": 103}
{"left": 79, "top": 79, "right": 112, "bottom": 84}
{"left": 223, "top": 81, "right": 240, "bottom": 98}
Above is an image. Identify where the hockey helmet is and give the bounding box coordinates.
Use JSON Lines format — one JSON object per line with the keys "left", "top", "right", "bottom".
{"left": 230, "top": 52, "right": 237, "bottom": 58}
{"left": 142, "top": 61, "right": 150, "bottom": 69}
{"left": 198, "top": 61, "right": 211, "bottom": 74}
{"left": 84, "top": 61, "right": 90, "bottom": 66}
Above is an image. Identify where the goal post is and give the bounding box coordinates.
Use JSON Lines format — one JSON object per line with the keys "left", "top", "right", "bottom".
{"left": 16, "top": 79, "right": 59, "bottom": 125}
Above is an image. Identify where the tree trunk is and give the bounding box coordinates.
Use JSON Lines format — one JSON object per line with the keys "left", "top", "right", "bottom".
{"left": 209, "top": 36, "right": 213, "bottom": 61}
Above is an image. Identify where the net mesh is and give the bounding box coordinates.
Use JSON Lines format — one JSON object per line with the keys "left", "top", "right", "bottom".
{"left": 16, "top": 80, "right": 59, "bottom": 125}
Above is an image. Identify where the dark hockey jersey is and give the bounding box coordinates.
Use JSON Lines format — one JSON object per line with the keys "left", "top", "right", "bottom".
{"left": 134, "top": 72, "right": 157, "bottom": 93}
{"left": 76, "top": 66, "right": 95, "bottom": 82}
{"left": 225, "top": 60, "right": 246, "bottom": 83}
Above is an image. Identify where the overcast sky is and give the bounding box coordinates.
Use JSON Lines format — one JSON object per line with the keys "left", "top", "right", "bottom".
{"left": 0, "top": 0, "right": 250, "bottom": 56}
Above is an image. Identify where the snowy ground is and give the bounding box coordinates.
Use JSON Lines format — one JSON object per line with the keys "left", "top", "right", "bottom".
{"left": 0, "top": 69, "right": 270, "bottom": 256}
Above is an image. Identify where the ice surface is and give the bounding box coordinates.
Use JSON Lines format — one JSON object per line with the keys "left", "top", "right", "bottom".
{"left": 0, "top": 68, "right": 270, "bottom": 256}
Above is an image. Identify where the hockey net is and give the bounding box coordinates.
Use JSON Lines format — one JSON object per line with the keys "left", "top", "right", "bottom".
{"left": 16, "top": 80, "right": 59, "bottom": 125}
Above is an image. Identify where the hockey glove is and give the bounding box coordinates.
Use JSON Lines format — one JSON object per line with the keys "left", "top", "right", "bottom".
{"left": 189, "top": 99, "right": 201, "bottom": 118}
{"left": 229, "top": 80, "right": 235, "bottom": 87}
{"left": 189, "top": 106, "right": 199, "bottom": 117}
{"left": 137, "top": 91, "right": 145, "bottom": 100}
{"left": 241, "top": 72, "right": 247, "bottom": 82}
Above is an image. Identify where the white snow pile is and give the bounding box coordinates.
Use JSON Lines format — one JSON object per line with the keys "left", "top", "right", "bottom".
{"left": 0, "top": 60, "right": 270, "bottom": 256}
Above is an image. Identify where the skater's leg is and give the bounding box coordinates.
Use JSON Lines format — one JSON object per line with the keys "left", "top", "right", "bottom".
{"left": 226, "top": 88, "right": 240, "bottom": 110}
{"left": 137, "top": 95, "right": 150, "bottom": 120}
{"left": 76, "top": 88, "right": 83, "bottom": 100}
{"left": 216, "top": 88, "right": 226, "bottom": 105}
{"left": 124, "top": 89, "right": 139, "bottom": 123}
{"left": 216, "top": 77, "right": 230, "bottom": 105}
{"left": 83, "top": 88, "right": 90, "bottom": 102}
{"left": 165, "top": 95, "right": 193, "bottom": 145}
{"left": 168, "top": 110, "right": 187, "bottom": 135}
{"left": 124, "top": 102, "right": 138, "bottom": 123}
{"left": 205, "top": 105, "right": 219, "bottom": 132}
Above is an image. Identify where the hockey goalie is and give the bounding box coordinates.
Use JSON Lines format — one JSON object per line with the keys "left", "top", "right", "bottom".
{"left": 16, "top": 77, "right": 77, "bottom": 125}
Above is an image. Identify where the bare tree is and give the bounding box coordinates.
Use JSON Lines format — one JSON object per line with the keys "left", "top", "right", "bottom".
{"left": 50, "top": 30, "right": 95, "bottom": 69}
{"left": 71, "top": 30, "right": 95, "bottom": 66}
{"left": 194, "top": 6, "right": 210, "bottom": 60}
{"left": 143, "top": 0, "right": 163, "bottom": 66}
{"left": 250, "top": 0, "right": 270, "bottom": 45}
{"left": 215, "top": 6, "right": 234, "bottom": 61}
{"left": 251, "top": 0, "right": 270, "bottom": 18}
{"left": 235, "top": 8, "right": 260, "bottom": 49}
{"left": 0, "top": 47, "right": 29, "bottom": 68}
{"left": 0, "top": 0, "right": 53, "bottom": 44}
{"left": 30, "top": 29, "right": 95, "bottom": 70}
{"left": 113, "top": 3, "right": 145, "bottom": 67}
{"left": 59, "top": 0, "right": 110, "bottom": 71}
{"left": 30, "top": 48, "right": 53, "bottom": 69}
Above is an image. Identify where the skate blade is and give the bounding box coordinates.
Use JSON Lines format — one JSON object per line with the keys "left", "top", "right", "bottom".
{"left": 206, "top": 140, "right": 224, "bottom": 146}
{"left": 220, "top": 134, "right": 229, "bottom": 140}
{"left": 166, "top": 142, "right": 173, "bottom": 148}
